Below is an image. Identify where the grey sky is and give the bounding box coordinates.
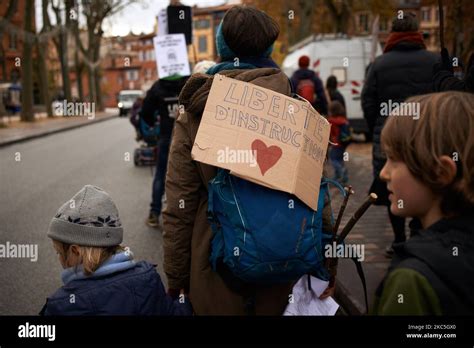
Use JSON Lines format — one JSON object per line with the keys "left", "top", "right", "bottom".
{"left": 103, "top": 0, "right": 228, "bottom": 36}
{"left": 35, "top": 0, "right": 228, "bottom": 37}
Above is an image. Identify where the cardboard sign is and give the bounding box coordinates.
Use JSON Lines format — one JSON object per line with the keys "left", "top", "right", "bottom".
{"left": 153, "top": 34, "right": 191, "bottom": 79}
{"left": 191, "top": 75, "right": 330, "bottom": 211}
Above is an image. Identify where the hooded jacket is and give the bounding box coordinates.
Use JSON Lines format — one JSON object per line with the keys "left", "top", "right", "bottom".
{"left": 162, "top": 68, "right": 334, "bottom": 315}
{"left": 372, "top": 215, "right": 474, "bottom": 315}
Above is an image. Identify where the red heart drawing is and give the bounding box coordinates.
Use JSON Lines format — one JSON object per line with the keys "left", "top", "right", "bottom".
{"left": 251, "top": 139, "right": 283, "bottom": 176}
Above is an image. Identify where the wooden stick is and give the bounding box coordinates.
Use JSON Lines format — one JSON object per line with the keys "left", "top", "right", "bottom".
{"left": 327, "top": 186, "right": 353, "bottom": 279}
{"left": 333, "top": 185, "right": 354, "bottom": 239}
{"left": 336, "top": 193, "right": 378, "bottom": 244}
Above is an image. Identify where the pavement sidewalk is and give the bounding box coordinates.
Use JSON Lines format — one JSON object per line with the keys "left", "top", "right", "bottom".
{"left": 327, "top": 143, "right": 396, "bottom": 315}
{"left": 0, "top": 110, "right": 118, "bottom": 147}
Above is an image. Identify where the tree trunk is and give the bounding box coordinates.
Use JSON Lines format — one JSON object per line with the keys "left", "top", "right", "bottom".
{"left": 71, "top": 2, "right": 84, "bottom": 102}
{"left": 21, "top": 0, "right": 35, "bottom": 122}
{"left": 75, "top": 49, "right": 84, "bottom": 101}
{"left": 297, "top": 0, "right": 314, "bottom": 42}
{"left": 93, "top": 35, "right": 103, "bottom": 111}
{"left": 87, "top": 66, "right": 95, "bottom": 104}
{"left": 37, "top": 39, "right": 52, "bottom": 117}
{"left": 59, "top": 31, "right": 72, "bottom": 101}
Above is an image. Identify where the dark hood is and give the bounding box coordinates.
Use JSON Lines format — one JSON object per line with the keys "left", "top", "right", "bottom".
{"left": 392, "top": 215, "right": 474, "bottom": 309}
{"left": 179, "top": 68, "right": 292, "bottom": 116}
{"left": 292, "top": 68, "right": 317, "bottom": 80}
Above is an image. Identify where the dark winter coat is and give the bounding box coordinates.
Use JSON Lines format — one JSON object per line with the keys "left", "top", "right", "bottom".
{"left": 40, "top": 261, "right": 192, "bottom": 316}
{"left": 290, "top": 68, "right": 328, "bottom": 115}
{"left": 361, "top": 42, "right": 438, "bottom": 178}
{"left": 373, "top": 215, "right": 474, "bottom": 315}
{"left": 141, "top": 78, "right": 188, "bottom": 139}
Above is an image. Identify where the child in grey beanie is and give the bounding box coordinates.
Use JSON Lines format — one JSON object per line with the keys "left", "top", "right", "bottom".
{"left": 41, "top": 185, "right": 192, "bottom": 316}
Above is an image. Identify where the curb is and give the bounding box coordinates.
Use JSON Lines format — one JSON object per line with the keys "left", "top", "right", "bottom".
{"left": 0, "top": 113, "right": 118, "bottom": 148}
{"left": 335, "top": 279, "right": 366, "bottom": 316}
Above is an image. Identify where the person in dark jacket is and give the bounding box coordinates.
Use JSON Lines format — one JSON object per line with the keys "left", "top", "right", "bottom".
{"left": 290, "top": 55, "right": 328, "bottom": 115}
{"left": 142, "top": 75, "right": 189, "bottom": 228}
{"left": 373, "top": 92, "right": 474, "bottom": 315}
{"left": 361, "top": 13, "right": 438, "bottom": 256}
{"left": 41, "top": 185, "right": 192, "bottom": 316}
{"left": 129, "top": 95, "right": 143, "bottom": 140}
{"left": 433, "top": 48, "right": 474, "bottom": 93}
{"left": 326, "top": 75, "right": 346, "bottom": 109}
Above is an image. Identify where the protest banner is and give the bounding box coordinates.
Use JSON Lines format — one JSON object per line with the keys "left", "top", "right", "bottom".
{"left": 191, "top": 74, "right": 331, "bottom": 210}
{"left": 153, "top": 34, "right": 191, "bottom": 79}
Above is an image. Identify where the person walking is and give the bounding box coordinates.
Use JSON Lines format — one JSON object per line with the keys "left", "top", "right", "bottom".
{"left": 162, "top": 5, "right": 334, "bottom": 315}
{"left": 290, "top": 55, "right": 328, "bottom": 115}
{"left": 326, "top": 75, "right": 346, "bottom": 109}
{"left": 361, "top": 12, "right": 438, "bottom": 257}
{"left": 143, "top": 75, "right": 189, "bottom": 228}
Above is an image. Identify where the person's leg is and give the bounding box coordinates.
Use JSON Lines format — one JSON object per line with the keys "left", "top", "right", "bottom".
{"left": 330, "top": 147, "right": 343, "bottom": 181}
{"left": 148, "top": 138, "right": 171, "bottom": 227}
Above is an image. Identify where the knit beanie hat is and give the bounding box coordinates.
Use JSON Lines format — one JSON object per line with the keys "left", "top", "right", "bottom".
{"left": 48, "top": 185, "right": 123, "bottom": 247}
{"left": 298, "top": 55, "right": 310, "bottom": 68}
{"left": 215, "top": 21, "right": 274, "bottom": 61}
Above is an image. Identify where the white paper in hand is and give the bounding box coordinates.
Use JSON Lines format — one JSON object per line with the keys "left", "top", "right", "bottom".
{"left": 284, "top": 275, "right": 339, "bottom": 316}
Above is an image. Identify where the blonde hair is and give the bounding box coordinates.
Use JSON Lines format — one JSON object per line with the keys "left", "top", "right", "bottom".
{"left": 53, "top": 240, "right": 126, "bottom": 276}
{"left": 381, "top": 91, "right": 474, "bottom": 215}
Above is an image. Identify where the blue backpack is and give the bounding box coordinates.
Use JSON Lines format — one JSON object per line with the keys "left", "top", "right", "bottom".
{"left": 208, "top": 169, "right": 345, "bottom": 284}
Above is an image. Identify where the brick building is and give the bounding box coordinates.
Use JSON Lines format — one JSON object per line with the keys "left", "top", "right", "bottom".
{"left": 0, "top": 0, "right": 35, "bottom": 83}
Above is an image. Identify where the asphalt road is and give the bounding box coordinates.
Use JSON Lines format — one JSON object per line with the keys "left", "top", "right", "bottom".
{"left": 0, "top": 117, "right": 164, "bottom": 315}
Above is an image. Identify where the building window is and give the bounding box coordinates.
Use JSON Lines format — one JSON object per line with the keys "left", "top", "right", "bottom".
{"left": 194, "top": 19, "right": 211, "bottom": 30}
{"left": 421, "top": 7, "right": 431, "bottom": 22}
{"left": 379, "top": 18, "right": 388, "bottom": 32}
{"left": 126, "top": 70, "right": 138, "bottom": 81}
{"left": 359, "top": 14, "right": 369, "bottom": 33}
{"left": 146, "top": 68, "right": 152, "bottom": 80}
{"left": 198, "top": 35, "right": 207, "bottom": 53}
{"left": 126, "top": 43, "right": 131, "bottom": 51}
{"left": 9, "top": 32, "right": 17, "bottom": 50}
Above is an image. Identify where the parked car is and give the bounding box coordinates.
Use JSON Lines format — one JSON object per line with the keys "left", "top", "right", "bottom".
{"left": 117, "top": 90, "right": 143, "bottom": 117}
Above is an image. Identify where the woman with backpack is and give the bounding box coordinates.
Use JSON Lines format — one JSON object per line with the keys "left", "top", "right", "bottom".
{"left": 162, "top": 5, "right": 335, "bottom": 315}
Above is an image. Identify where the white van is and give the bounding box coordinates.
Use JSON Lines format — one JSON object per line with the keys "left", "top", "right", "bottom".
{"left": 282, "top": 35, "right": 383, "bottom": 134}
{"left": 117, "top": 90, "right": 143, "bottom": 116}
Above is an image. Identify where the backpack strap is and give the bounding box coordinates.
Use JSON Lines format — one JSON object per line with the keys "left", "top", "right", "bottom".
{"left": 321, "top": 177, "right": 347, "bottom": 197}
{"left": 351, "top": 257, "right": 369, "bottom": 314}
